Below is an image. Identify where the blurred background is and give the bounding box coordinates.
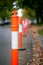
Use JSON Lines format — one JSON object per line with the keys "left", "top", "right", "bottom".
{"left": 0, "top": 0, "right": 43, "bottom": 25}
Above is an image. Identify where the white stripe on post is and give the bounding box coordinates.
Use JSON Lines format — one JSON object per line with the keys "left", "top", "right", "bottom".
{"left": 11, "top": 32, "right": 18, "bottom": 49}
{"left": 19, "top": 25, "right": 22, "bottom": 32}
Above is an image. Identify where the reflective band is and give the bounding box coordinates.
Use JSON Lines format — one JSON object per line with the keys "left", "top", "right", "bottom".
{"left": 11, "top": 32, "right": 18, "bottom": 49}
{"left": 19, "top": 25, "right": 22, "bottom": 32}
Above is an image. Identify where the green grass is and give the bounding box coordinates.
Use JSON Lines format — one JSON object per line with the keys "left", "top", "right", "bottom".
{"left": 38, "top": 29, "right": 43, "bottom": 35}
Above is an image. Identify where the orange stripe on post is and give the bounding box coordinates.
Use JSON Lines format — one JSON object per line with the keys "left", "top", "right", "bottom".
{"left": 12, "top": 49, "right": 18, "bottom": 65}
{"left": 11, "top": 16, "right": 18, "bottom": 26}
{"left": 11, "top": 27, "right": 18, "bottom": 31}
{"left": 19, "top": 17, "right": 22, "bottom": 24}
{"left": 11, "top": 15, "right": 18, "bottom": 31}
{"left": 19, "top": 33, "right": 22, "bottom": 48}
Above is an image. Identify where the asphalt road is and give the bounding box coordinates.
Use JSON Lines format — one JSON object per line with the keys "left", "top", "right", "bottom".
{"left": 0, "top": 25, "right": 11, "bottom": 65}
{"left": 0, "top": 25, "right": 33, "bottom": 65}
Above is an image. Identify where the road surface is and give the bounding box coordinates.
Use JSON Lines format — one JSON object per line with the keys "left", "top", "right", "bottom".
{"left": 0, "top": 25, "right": 11, "bottom": 65}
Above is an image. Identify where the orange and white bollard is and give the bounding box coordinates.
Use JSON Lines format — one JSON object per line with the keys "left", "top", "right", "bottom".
{"left": 23, "top": 19, "right": 28, "bottom": 36}
{"left": 11, "top": 11, "right": 18, "bottom": 65}
{"left": 25, "top": 19, "right": 28, "bottom": 34}
{"left": 19, "top": 17, "right": 22, "bottom": 49}
{"left": 18, "top": 9, "right": 26, "bottom": 50}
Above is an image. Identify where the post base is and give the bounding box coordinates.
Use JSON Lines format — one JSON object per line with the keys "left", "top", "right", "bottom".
{"left": 18, "top": 48, "right": 26, "bottom": 51}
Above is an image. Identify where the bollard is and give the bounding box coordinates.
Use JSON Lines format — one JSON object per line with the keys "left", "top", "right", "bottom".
{"left": 19, "top": 17, "right": 22, "bottom": 49}
{"left": 25, "top": 19, "right": 28, "bottom": 35}
{"left": 23, "top": 19, "right": 28, "bottom": 36}
{"left": 11, "top": 11, "right": 18, "bottom": 65}
{"left": 22, "top": 20, "right": 25, "bottom": 36}
{"left": 18, "top": 9, "right": 26, "bottom": 50}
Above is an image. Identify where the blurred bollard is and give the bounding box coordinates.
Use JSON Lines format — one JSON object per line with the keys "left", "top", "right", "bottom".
{"left": 22, "top": 19, "right": 28, "bottom": 36}
{"left": 18, "top": 17, "right": 22, "bottom": 49}
{"left": 18, "top": 9, "right": 26, "bottom": 50}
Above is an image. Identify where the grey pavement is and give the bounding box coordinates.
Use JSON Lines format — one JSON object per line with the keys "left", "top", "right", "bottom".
{"left": 19, "top": 28, "right": 33, "bottom": 65}
{"left": 38, "top": 35, "right": 43, "bottom": 50}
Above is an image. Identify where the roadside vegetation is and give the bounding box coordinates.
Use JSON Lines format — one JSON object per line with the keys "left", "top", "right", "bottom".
{"left": 0, "top": 0, "right": 43, "bottom": 25}
{"left": 38, "top": 29, "right": 43, "bottom": 35}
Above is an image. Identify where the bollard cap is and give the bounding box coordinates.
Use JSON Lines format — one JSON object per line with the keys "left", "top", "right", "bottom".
{"left": 12, "top": 10, "right": 18, "bottom": 15}
{"left": 17, "top": 9, "right": 22, "bottom": 17}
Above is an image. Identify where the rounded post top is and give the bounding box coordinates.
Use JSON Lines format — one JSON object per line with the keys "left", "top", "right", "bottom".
{"left": 12, "top": 10, "right": 18, "bottom": 15}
